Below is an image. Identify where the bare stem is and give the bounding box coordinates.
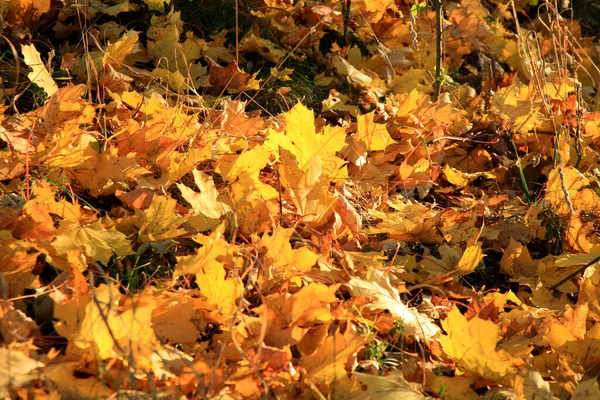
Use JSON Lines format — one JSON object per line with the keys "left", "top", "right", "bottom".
{"left": 432, "top": 0, "right": 444, "bottom": 100}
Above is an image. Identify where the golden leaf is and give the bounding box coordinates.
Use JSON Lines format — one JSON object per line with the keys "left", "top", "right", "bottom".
{"left": 299, "top": 325, "right": 374, "bottom": 396}
{"left": 135, "top": 195, "right": 187, "bottom": 242}
{"left": 51, "top": 220, "right": 132, "bottom": 266}
{"left": 175, "top": 229, "right": 241, "bottom": 319}
{"left": 103, "top": 30, "right": 140, "bottom": 66}
{"left": 69, "top": 147, "right": 152, "bottom": 196}
{"left": 195, "top": 262, "right": 242, "bottom": 318}
{"left": 454, "top": 241, "right": 483, "bottom": 276}
{"left": 22, "top": 44, "right": 57, "bottom": 96}
{"left": 440, "top": 306, "right": 522, "bottom": 380}
{"left": 356, "top": 111, "right": 396, "bottom": 151}
{"left": 353, "top": 371, "right": 425, "bottom": 400}
{"left": 146, "top": 10, "right": 183, "bottom": 68}
{"left": 259, "top": 226, "right": 319, "bottom": 273}
{"left": 278, "top": 150, "right": 337, "bottom": 226}
{"left": 69, "top": 284, "right": 161, "bottom": 373}
{"left": 267, "top": 102, "right": 347, "bottom": 178}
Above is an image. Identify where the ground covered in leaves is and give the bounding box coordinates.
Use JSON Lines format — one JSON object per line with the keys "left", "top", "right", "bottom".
{"left": 2, "top": 0, "right": 600, "bottom": 398}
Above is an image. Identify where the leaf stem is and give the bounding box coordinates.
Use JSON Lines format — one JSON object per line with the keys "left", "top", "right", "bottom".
{"left": 432, "top": 0, "right": 444, "bottom": 100}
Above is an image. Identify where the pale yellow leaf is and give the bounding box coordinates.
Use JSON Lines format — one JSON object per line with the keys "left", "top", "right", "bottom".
{"left": 177, "top": 169, "right": 231, "bottom": 231}
{"left": 143, "top": 0, "right": 171, "bottom": 11}
{"left": 454, "top": 242, "right": 483, "bottom": 275}
{"left": 346, "top": 270, "right": 440, "bottom": 340}
{"left": 22, "top": 44, "right": 57, "bottom": 96}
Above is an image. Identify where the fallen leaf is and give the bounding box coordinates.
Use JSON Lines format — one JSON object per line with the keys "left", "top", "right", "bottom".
{"left": 346, "top": 270, "right": 440, "bottom": 340}
{"left": 22, "top": 44, "right": 57, "bottom": 96}
{"left": 440, "top": 306, "right": 523, "bottom": 380}
{"left": 51, "top": 220, "right": 132, "bottom": 266}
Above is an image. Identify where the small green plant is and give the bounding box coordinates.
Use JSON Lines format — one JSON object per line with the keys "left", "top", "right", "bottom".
{"left": 411, "top": 1, "right": 429, "bottom": 15}
{"left": 510, "top": 136, "right": 532, "bottom": 205}
{"left": 389, "top": 319, "right": 405, "bottom": 338}
{"left": 436, "top": 68, "right": 461, "bottom": 88}
{"left": 364, "top": 339, "right": 401, "bottom": 369}
{"left": 364, "top": 339, "right": 387, "bottom": 360}
{"left": 439, "top": 382, "right": 447, "bottom": 397}
{"left": 539, "top": 206, "right": 565, "bottom": 255}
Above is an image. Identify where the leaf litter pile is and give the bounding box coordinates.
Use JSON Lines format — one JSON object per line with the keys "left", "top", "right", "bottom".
{"left": 3, "top": 0, "right": 600, "bottom": 398}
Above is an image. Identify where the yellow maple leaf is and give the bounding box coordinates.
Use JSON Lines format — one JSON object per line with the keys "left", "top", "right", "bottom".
{"left": 266, "top": 102, "right": 347, "bottom": 178}
{"left": 151, "top": 67, "right": 188, "bottom": 93}
{"left": 146, "top": 10, "right": 184, "bottom": 70}
{"left": 533, "top": 307, "right": 600, "bottom": 383}
{"left": 545, "top": 166, "right": 590, "bottom": 217}
{"left": 51, "top": 220, "right": 132, "bottom": 266}
{"left": 239, "top": 34, "right": 285, "bottom": 63}
{"left": 135, "top": 195, "right": 187, "bottom": 242}
{"left": 270, "top": 67, "right": 294, "bottom": 81}
{"left": 195, "top": 262, "right": 242, "bottom": 318}
{"left": 353, "top": 371, "right": 425, "bottom": 400}
{"left": 369, "top": 199, "right": 443, "bottom": 244}
{"left": 34, "top": 84, "right": 93, "bottom": 138}
{"left": 424, "top": 372, "right": 478, "bottom": 400}
{"left": 22, "top": 44, "right": 57, "bottom": 97}
{"left": 119, "top": 90, "right": 165, "bottom": 116}
{"left": 259, "top": 225, "right": 319, "bottom": 273}
{"left": 175, "top": 229, "right": 241, "bottom": 319}
{"left": 0, "top": 234, "right": 40, "bottom": 298}
{"left": 10, "top": 0, "right": 50, "bottom": 18}
{"left": 69, "top": 147, "right": 152, "bottom": 196}
{"left": 42, "top": 361, "right": 113, "bottom": 399}
{"left": 356, "top": 111, "right": 396, "bottom": 151}
{"left": 278, "top": 150, "right": 337, "bottom": 226}
{"left": 389, "top": 68, "right": 431, "bottom": 94}
{"left": 454, "top": 240, "right": 484, "bottom": 276}
{"left": 492, "top": 84, "right": 542, "bottom": 134}
{"left": 360, "top": 0, "right": 395, "bottom": 21}
{"left": 331, "top": 55, "right": 373, "bottom": 86}
{"left": 500, "top": 238, "right": 541, "bottom": 278}
{"left": 288, "top": 283, "right": 340, "bottom": 326}
{"left": 487, "top": 25, "right": 530, "bottom": 80}
{"left": 218, "top": 145, "right": 279, "bottom": 202}
{"left": 103, "top": 30, "right": 140, "bottom": 66}
{"left": 152, "top": 293, "right": 201, "bottom": 344}
{"left": 42, "top": 132, "right": 96, "bottom": 169}
{"left": 440, "top": 306, "right": 522, "bottom": 381}
{"left": 442, "top": 164, "right": 469, "bottom": 188}
{"left": 299, "top": 324, "right": 374, "bottom": 396}
{"left": 69, "top": 284, "right": 161, "bottom": 373}
{"left": 177, "top": 169, "right": 231, "bottom": 232}
{"left": 255, "top": 283, "right": 340, "bottom": 349}
{"left": 31, "top": 182, "right": 82, "bottom": 222}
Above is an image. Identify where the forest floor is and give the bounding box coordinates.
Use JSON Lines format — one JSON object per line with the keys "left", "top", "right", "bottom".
{"left": 2, "top": 0, "right": 600, "bottom": 399}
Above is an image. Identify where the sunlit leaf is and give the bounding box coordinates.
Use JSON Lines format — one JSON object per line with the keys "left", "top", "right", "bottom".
{"left": 356, "top": 111, "right": 396, "bottom": 151}
{"left": 346, "top": 270, "right": 440, "bottom": 340}
{"left": 52, "top": 220, "right": 132, "bottom": 266}
{"left": 22, "top": 44, "right": 57, "bottom": 96}
{"left": 440, "top": 306, "right": 523, "bottom": 380}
